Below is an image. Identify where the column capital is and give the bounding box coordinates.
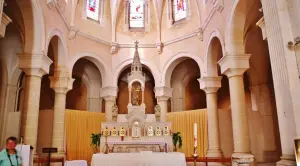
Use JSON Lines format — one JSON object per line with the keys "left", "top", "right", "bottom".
{"left": 100, "top": 86, "right": 118, "bottom": 98}
{"left": 18, "top": 53, "right": 53, "bottom": 77}
{"left": 198, "top": 76, "right": 222, "bottom": 94}
{"left": 156, "top": 96, "right": 170, "bottom": 101}
{"left": 49, "top": 76, "right": 74, "bottom": 94}
{"left": 103, "top": 96, "right": 116, "bottom": 102}
{"left": 218, "top": 55, "right": 251, "bottom": 78}
{"left": 154, "top": 86, "right": 173, "bottom": 98}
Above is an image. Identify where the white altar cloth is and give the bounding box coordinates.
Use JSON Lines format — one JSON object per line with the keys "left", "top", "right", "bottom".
{"left": 91, "top": 152, "right": 186, "bottom": 166}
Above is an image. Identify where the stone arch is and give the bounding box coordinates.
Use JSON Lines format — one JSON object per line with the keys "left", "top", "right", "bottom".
{"left": 17, "top": 0, "right": 46, "bottom": 53}
{"left": 225, "top": 0, "right": 254, "bottom": 55}
{"left": 68, "top": 52, "right": 108, "bottom": 85}
{"left": 161, "top": 52, "right": 204, "bottom": 87}
{"left": 113, "top": 58, "right": 160, "bottom": 87}
{"left": 205, "top": 29, "right": 225, "bottom": 77}
{"left": 45, "top": 28, "right": 68, "bottom": 67}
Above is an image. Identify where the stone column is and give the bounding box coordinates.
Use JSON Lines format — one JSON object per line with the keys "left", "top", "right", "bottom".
{"left": 100, "top": 87, "right": 118, "bottom": 121}
{"left": 218, "top": 55, "right": 254, "bottom": 166}
{"left": 103, "top": 96, "right": 115, "bottom": 121}
{"left": 141, "top": 87, "right": 145, "bottom": 105}
{"left": 261, "top": 0, "right": 297, "bottom": 165}
{"left": 128, "top": 86, "right": 132, "bottom": 105}
{"left": 157, "top": 96, "right": 169, "bottom": 122}
{"left": 18, "top": 53, "right": 52, "bottom": 152}
{"left": 155, "top": 87, "right": 172, "bottom": 122}
{"left": 199, "top": 77, "right": 223, "bottom": 158}
{"left": 49, "top": 70, "right": 74, "bottom": 157}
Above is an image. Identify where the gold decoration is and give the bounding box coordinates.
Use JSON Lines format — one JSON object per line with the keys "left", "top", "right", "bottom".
{"left": 111, "top": 127, "right": 117, "bottom": 136}
{"left": 147, "top": 126, "right": 154, "bottom": 136}
{"left": 155, "top": 126, "right": 161, "bottom": 136}
{"left": 163, "top": 126, "right": 169, "bottom": 136}
{"left": 120, "top": 126, "right": 126, "bottom": 136}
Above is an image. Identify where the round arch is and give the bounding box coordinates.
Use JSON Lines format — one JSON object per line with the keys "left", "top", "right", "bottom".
{"left": 45, "top": 28, "right": 68, "bottom": 67}
{"left": 161, "top": 52, "right": 204, "bottom": 87}
{"left": 113, "top": 58, "right": 160, "bottom": 87}
{"left": 17, "top": 0, "right": 45, "bottom": 53}
{"left": 225, "top": 0, "right": 249, "bottom": 55}
{"left": 68, "top": 52, "right": 108, "bottom": 85}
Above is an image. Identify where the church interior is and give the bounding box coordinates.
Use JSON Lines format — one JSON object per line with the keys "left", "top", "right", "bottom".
{"left": 0, "top": 0, "right": 300, "bottom": 165}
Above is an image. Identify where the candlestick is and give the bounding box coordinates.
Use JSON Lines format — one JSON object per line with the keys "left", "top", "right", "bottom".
{"left": 193, "top": 123, "right": 197, "bottom": 147}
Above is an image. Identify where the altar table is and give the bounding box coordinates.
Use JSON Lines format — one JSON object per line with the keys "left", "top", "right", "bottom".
{"left": 91, "top": 152, "right": 186, "bottom": 166}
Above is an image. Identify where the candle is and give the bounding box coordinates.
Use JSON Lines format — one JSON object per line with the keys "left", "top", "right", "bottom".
{"left": 194, "top": 123, "right": 197, "bottom": 147}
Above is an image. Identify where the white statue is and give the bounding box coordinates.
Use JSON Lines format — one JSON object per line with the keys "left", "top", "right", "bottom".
{"left": 112, "top": 104, "right": 118, "bottom": 121}
{"left": 155, "top": 104, "right": 161, "bottom": 118}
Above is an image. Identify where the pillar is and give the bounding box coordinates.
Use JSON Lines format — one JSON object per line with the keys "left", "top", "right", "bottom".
{"left": 128, "top": 86, "right": 132, "bottom": 105}
{"left": 103, "top": 96, "right": 115, "bottom": 121}
{"left": 157, "top": 96, "right": 169, "bottom": 122}
{"left": 261, "top": 0, "right": 298, "bottom": 165}
{"left": 18, "top": 53, "right": 52, "bottom": 152}
{"left": 218, "top": 55, "right": 254, "bottom": 166}
{"left": 50, "top": 70, "right": 74, "bottom": 157}
{"left": 199, "top": 77, "right": 223, "bottom": 158}
{"left": 141, "top": 87, "right": 145, "bottom": 105}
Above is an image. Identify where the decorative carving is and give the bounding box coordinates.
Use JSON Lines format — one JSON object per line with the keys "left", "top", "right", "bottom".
{"left": 69, "top": 27, "right": 78, "bottom": 40}
{"left": 111, "top": 127, "right": 118, "bottom": 136}
{"left": 154, "top": 104, "right": 161, "bottom": 119}
{"left": 111, "top": 42, "right": 118, "bottom": 54}
{"left": 119, "top": 126, "right": 126, "bottom": 136}
{"left": 196, "top": 27, "right": 203, "bottom": 41}
{"left": 147, "top": 126, "right": 154, "bottom": 136}
{"left": 112, "top": 104, "right": 118, "bottom": 121}
{"left": 155, "top": 126, "right": 162, "bottom": 136}
{"left": 163, "top": 126, "right": 169, "bottom": 136}
{"left": 155, "top": 42, "right": 163, "bottom": 54}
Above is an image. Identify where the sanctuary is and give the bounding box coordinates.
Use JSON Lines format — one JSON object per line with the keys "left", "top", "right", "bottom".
{"left": 100, "top": 42, "right": 173, "bottom": 153}
{"left": 1, "top": 0, "right": 300, "bottom": 166}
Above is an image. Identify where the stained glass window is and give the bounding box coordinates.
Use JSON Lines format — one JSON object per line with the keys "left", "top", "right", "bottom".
{"left": 173, "top": 0, "right": 187, "bottom": 22}
{"left": 86, "top": 0, "right": 100, "bottom": 21}
{"left": 129, "top": 0, "right": 144, "bottom": 28}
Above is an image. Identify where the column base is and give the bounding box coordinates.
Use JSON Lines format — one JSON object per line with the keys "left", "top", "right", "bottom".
{"left": 276, "top": 155, "right": 296, "bottom": 166}
{"left": 232, "top": 153, "right": 254, "bottom": 166}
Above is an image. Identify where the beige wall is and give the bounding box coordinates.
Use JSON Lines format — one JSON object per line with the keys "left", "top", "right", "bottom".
{"left": 36, "top": 110, "right": 54, "bottom": 154}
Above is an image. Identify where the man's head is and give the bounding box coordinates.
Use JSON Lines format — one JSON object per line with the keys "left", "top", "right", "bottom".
{"left": 6, "top": 137, "right": 18, "bottom": 150}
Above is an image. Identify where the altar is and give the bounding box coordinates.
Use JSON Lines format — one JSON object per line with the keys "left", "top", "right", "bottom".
{"left": 100, "top": 41, "right": 173, "bottom": 153}
{"left": 91, "top": 152, "right": 186, "bottom": 166}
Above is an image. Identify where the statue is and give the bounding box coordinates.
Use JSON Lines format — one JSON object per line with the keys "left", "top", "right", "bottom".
{"left": 155, "top": 104, "right": 161, "bottom": 119}
{"left": 112, "top": 104, "right": 118, "bottom": 121}
{"left": 132, "top": 84, "right": 141, "bottom": 106}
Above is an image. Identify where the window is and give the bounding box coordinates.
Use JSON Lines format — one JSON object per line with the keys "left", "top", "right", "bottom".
{"left": 86, "top": 0, "right": 100, "bottom": 21}
{"left": 173, "top": 0, "right": 187, "bottom": 22}
{"left": 129, "top": 0, "right": 144, "bottom": 28}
